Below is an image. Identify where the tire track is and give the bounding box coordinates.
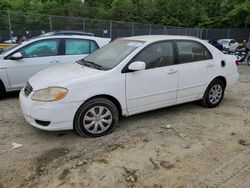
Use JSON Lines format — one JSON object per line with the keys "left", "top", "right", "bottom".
{"left": 197, "top": 147, "right": 250, "bottom": 188}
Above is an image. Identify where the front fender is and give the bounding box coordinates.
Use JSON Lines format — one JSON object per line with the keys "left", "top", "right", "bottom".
{"left": 59, "top": 75, "right": 127, "bottom": 114}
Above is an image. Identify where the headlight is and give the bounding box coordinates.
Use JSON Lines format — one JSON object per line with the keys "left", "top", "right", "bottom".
{"left": 31, "top": 87, "right": 68, "bottom": 102}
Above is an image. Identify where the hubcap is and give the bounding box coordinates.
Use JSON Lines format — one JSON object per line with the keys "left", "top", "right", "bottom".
{"left": 83, "top": 106, "right": 112, "bottom": 134}
{"left": 209, "top": 84, "right": 223, "bottom": 104}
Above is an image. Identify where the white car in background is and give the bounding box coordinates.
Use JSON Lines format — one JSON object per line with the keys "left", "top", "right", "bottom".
{"left": 0, "top": 35, "right": 110, "bottom": 97}
{"left": 217, "top": 39, "right": 239, "bottom": 52}
{"left": 19, "top": 35, "right": 239, "bottom": 137}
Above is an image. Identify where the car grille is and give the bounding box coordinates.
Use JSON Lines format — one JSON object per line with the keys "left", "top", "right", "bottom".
{"left": 24, "top": 82, "right": 33, "bottom": 97}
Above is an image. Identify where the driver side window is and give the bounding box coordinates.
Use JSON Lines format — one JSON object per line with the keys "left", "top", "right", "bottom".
{"left": 19, "top": 39, "right": 59, "bottom": 58}
{"left": 133, "top": 41, "right": 174, "bottom": 69}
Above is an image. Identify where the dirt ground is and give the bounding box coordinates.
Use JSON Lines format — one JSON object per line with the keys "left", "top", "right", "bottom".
{"left": 0, "top": 64, "right": 250, "bottom": 188}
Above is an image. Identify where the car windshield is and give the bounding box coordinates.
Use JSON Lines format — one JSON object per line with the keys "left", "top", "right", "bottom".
{"left": 78, "top": 39, "right": 144, "bottom": 70}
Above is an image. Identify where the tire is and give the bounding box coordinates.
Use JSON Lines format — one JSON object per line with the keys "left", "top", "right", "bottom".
{"left": 0, "top": 81, "right": 6, "bottom": 99}
{"left": 201, "top": 79, "right": 225, "bottom": 108}
{"left": 74, "top": 97, "right": 119, "bottom": 137}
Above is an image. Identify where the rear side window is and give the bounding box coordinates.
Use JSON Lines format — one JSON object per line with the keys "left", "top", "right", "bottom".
{"left": 176, "top": 41, "right": 212, "bottom": 64}
{"left": 65, "top": 39, "right": 99, "bottom": 55}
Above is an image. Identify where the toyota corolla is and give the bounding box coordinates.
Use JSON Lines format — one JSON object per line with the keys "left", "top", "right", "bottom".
{"left": 19, "top": 35, "right": 239, "bottom": 137}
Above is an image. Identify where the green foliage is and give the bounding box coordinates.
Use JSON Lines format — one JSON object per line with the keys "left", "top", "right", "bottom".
{"left": 1, "top": 0, "right": 250, "bottom": 27}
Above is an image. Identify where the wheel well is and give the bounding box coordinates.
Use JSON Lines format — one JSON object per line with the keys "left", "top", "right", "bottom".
{"left": 214, "top": 76, "right": 227, "bottom": 88}
{"left": 84, "top": 95, "right": 122, "bottom": 116}
{"left": 0, "top": 79, "right": 6, "bottom": 92}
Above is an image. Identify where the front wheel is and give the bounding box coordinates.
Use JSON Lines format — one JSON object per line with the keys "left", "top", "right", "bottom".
{"left": 74, "top": 97, "right": 119, "bottom": 137}
{"left": 201, "top": 79, "right": 225, "bottom": 108}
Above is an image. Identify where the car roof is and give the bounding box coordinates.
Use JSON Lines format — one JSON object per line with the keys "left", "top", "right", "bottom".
{"left": 31, "top": 35, "right": 110, "bottom": 41}
{"left": 35, "top": 34, "right": 101, "bottom": 39}
{"left": 40, "top": 30, "right": 94, "bottom": 37}
{"left": 218, "top": 39, "right": 234, "bottom": 41}
{"left": 121, "top": 35, "right": 200, "bottom": 42}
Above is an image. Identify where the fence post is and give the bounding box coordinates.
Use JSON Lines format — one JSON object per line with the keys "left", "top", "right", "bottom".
{"left": 200, "top": 28, "right": 203, "bottom": 39}
{"left": 7, "top": 11, "right": 12, "bottom": 41}
{"left": 227, "top": 28, "right": 231, "bottom": 39}
{"left": 82, "top": 18, "right": 85, "bottom": 31}
{"left": 205, "top": 29, "right": 208, "bottom": 39}
{"left": 131, "top": 22, "right": 134, "bottom": 36}
{"left": 49, "top": 16, "right": 52, "bottom": 31}
{"left": 149, "top": 24, "right": 152, "bottom": 35}
{"left": 110, "top": 20, "right": 112, "bottom": 39}
{"left": 164, "top": 26, "right": 166, "bottom": 35}
{"left": 196, "top": 28, "right": 199, "bottom": 37}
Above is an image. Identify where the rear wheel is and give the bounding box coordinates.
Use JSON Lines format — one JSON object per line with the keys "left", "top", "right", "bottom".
{"left": 0, "top": 81, "right": 6, "bottom": 99}
{"left": 74, "top": 97, "right": 119, "bottom": 137}
{"left": 201, "top": 79, "right": 225, "bottom": 108}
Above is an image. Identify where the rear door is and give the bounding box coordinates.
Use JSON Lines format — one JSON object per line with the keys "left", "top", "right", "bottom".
{"left": 175, "top": 40, "right": 215, "bottom": 104}
{"left": 60, "top": 38, "right": 99, "bottom": 64}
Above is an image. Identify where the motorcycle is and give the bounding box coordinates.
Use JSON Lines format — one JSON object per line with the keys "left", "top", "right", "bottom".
{"left": 234, "top": 50, "right": 250, "bottom": 65}
{"left": 223, "top": 49, "right": 250, "bottom": 65}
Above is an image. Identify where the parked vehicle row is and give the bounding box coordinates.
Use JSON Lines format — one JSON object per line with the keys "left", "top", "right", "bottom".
{"left": 0, "top": 35, "right": 110, "bottom": 98}
{"left": 206, "top": 38, "right": 250, "bottom": 65}
{"left": 19, "top": 35, "right": 239, "bottom": 137}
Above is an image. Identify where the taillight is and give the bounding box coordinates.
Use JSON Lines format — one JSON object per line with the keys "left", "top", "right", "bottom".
{"left": 235, "top": 60, "right": 240, "bottom": 66}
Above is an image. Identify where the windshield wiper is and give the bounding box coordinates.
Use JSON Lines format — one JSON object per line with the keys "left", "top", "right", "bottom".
{"left": 77, "top": 59, "right": 107, "bottom": 70}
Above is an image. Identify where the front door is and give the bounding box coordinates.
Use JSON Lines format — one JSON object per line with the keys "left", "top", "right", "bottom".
{"left": 5, "top": 38, "right": 61, "bottom": 89}
{"left": 125, "top": 41, "right": 178, "bottom": 115}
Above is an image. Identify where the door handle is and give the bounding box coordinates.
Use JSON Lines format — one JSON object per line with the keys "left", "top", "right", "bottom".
{"left": 0, "top": 67, "right": 7, "bottom": 69}
{"left": 167, "top": 69, "right": 177, "bottom": 74}
{"left": 205, "top": 63, "right": 214, "bottom": 68}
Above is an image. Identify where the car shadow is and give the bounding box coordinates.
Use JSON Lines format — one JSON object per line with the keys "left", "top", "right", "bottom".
{"left": 3, "top": 91, "right": 20, "bottom": 99}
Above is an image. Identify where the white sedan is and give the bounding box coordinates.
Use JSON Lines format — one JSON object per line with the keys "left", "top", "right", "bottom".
{"left": 217, "top": 39, "right": 239, "bottom": 52}
{"left": 0, "top": 35, "right": 110, "bottom": 98}
{"left": 19, "top": 35, "right": 239, "bottom": 137}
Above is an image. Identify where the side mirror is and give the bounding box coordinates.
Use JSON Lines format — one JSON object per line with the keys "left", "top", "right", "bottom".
{"left": 128, "top": 61, "right": 146, "bottom": 71}
{"left": 11, "top": 52, "right": 23, "bottom": 60}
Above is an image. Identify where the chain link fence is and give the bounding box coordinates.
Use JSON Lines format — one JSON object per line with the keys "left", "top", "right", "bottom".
{"left": 0, "top": 10, "right": 249, "bottom": 42}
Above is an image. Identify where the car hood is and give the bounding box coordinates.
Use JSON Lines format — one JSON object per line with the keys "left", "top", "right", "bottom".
{"left": 29, "top": 62, "right": 104, "bottom": 90}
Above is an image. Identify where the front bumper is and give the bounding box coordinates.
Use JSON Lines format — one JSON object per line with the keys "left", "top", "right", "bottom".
{"left": 19, "top": 88, "right": 83, "bottom": 131}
